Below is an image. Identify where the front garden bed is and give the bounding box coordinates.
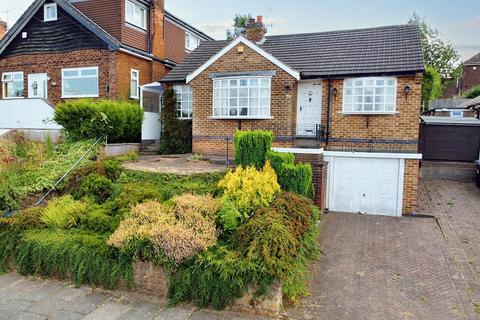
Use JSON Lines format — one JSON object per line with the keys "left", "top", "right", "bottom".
{"left": 0, "top": 130, "right": 321, "bottom": 317}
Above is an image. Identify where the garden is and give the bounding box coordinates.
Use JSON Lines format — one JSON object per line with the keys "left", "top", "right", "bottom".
{"left": 0, "top": 98, "right": 321, "bottom": 313}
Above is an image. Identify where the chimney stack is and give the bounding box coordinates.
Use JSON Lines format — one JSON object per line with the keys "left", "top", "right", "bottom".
{"left": 150, "top": 0, "right": 165, "bottom": 59}
{"left": 245, "top": 15, "right": 267, "bottom": 44}
{"left": 0, "top": 20, "right": 7, "bottom": 39}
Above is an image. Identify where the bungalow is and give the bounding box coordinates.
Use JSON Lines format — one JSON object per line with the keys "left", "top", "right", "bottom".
{"left": 159, "top": 17, "right": 425, "bottom": 217}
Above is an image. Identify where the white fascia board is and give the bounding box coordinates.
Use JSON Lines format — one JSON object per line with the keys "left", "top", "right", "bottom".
{"left": 186, "top": 36, "right": 300, "bottom": 83}
{"left": 323, "top": 151, "right": 423, "bottom": 160}
{"left": 272, "top": 147, "right": 324, "bottom": 155}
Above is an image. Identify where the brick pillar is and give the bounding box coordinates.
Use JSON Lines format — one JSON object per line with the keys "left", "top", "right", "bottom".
{"left": 293, "top": 153, "right": 327, "bottom": 213}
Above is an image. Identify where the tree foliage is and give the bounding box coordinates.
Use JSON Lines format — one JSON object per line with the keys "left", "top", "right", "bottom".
{"left": 421, "top": 66, "right": 442, "bottom": 109}
{"left": 226, "top": 14, "right": 252, "bottom": 40}
{"left": 462, "top": 84, "right": 480, "bottom": 99}
{"left": 408, "top": 13, "right": 461, "bottom": 82}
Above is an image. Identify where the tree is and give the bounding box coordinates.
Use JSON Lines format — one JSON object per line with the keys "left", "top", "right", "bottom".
{"left": 421, "top": 66, "right": 442, "bottom": 110}
{"left": 408, "top": 13, "right": 462, "bottom": 82}
{"left": 226, "top": 14, "right": 252, "bottom": 40}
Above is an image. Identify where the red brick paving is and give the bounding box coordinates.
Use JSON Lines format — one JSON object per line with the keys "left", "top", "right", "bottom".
{"left": 286, "top": 210, "right": 474, "bottom": 319}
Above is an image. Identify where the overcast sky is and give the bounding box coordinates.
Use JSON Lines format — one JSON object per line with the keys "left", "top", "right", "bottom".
{"left": 1, "top": 0, "right": 479, "bottom": 61}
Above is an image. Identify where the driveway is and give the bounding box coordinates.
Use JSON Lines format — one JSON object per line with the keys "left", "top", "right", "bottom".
{"left": 286, "top": 180, "right": 480, "bottom": 320}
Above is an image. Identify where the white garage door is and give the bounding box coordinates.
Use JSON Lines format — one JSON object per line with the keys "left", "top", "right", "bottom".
{"left": 327, "top": 156, "right": 403, "bottom": 217}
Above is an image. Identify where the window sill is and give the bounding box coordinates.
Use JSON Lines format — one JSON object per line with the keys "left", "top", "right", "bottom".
{"left": 2, "top": 97, "right": 25, "bottom": 100}
{"left": 61, "top": 95, "right": 99, "bottom": 99}
{"left": 340, "top": 111, "right": 398, "bottom": 115}
{"left": 209, "top": 116, "right": 273, "bottom": 120}
{"left": 130, "top": 96, "right": 139, "bottom": 100}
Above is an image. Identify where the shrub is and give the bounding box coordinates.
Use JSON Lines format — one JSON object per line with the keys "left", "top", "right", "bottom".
{"left": 266, "top": 151, "right": 314, "bottom": 198}
{"left": 14, "top": 229, "right": 132, "bottom": 289}
{"left": 421, "top": 66, "right": 442, "bottom": 108}
{"left": 159, "top": 89, "right": 192, "bottom": 154}
{"left": 104, "top": 159, "right": 123, "bottom": 181}
{"left": 0, "top": 185, "right": 20, "bottom": 212}
{"left": 40, "top": 195, "right": 88, "bottom": 229}
{"left": 217, "top": 161, "right": 280, "bottom": 230}
{"left": 173, "top": 193, "right": 220, "bottom": 221}
{"left": 80, "top": 208, "right": 115, "bottom": 234}
{"left": 234, "top": 130, "right": 274, "bottom": 169}
{"left": 53, "top": 99, "right": 143, "bottom": 143}
{"left": 463, "top": 84, "right": 480, "bottom": 99}
{"left": 279, "top": 163, "right": 314, "bottom": 198}
{"left": 74, "top": 173, "right": 114, "bottom": 203}
{"left": 113, "top": 182, "right": 163, "bottom": 209}
{"left": 108, "top": 197, "right": 218, "bottom": 264}
{"left": 0, "top": 206, "right": 43, "bottom": 230}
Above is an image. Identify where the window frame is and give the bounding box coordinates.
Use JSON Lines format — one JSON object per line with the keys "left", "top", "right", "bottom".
{"left": 185, "top": 32, "right": 200, "bottom": 51}
{"left": 211, "top": 76, "right": 272, "bottom": 120}
{"left": 2, "top": 71, "right": 24, "bottom": 99}
{"left": 130, "top": 69, "right": 140, "bottom": 99}
{"left": 61, "top": 66, "right": 99, "bottom": 98}
{"left": 450, "top": 110, "right": 463, "bottom": 117}
{"left": 125, "top": 0, "right": 147, "bottom": 30}
{"left": 342, "top": 77, "right": 398, "bottom": 115}
{"left": 43, "top": 3, "right": 58, "bottom": 22}
{"left": 173, "top": 85, "right": 193, "bottom": 120}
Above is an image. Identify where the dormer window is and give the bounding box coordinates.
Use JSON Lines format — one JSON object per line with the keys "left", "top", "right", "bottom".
{"left": 44, "top": 3, "right": 57, "bottom": 22}
{"left": 125, "top": 0, "right": 147, "bottom": 30}
{"left": 185, "top": 32, "right": 200, "bottom": 51}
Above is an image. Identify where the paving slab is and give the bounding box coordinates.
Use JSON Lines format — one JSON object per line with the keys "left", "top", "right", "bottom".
{"left": 81, "top": 301, "right": 131, "bottom": 320}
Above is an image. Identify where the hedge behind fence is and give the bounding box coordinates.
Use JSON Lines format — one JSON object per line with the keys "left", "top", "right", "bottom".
{"left": 54, "top": 99, "right": 144, "bottom": 143}
{"left": 234, "top": 130, "right": 274, "bottom": 169}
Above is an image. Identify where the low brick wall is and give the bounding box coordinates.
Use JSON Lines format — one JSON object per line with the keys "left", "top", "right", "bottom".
{"left": 131, "top": 261, "right": 283, "bottom": 317}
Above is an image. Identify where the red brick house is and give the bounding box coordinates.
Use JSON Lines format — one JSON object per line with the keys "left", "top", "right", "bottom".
{"left": 160, "top": 17, "right": 425, "bottom": 217}
{"left": 442, "top": 52, "right": 480, "bottom": 98}
{"left": 0, "top": 0, "right": 211, "bottom": 131}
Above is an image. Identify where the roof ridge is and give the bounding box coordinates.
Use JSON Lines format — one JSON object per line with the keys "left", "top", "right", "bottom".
{"left": 265, "top": 23, "right": 416, "bottom": 39}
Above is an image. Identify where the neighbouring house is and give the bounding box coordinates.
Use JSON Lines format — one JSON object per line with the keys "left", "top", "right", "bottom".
{"left": 443, "top": 52, "right": 480, "bottom": 98}
{"left": 0, "top": 0, "right": 212, "bottom": 135}
{"left": 422, "top": 98, "right": 477, "bottom": 117}
{"left": 158, "top": 17, "right": 424, "bottom": 217}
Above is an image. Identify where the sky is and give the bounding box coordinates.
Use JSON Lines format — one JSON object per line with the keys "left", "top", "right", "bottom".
{"left": 1, "top": 0, "right": 479, "bottom": 61}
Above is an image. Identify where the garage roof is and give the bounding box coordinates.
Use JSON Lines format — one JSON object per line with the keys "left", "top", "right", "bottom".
{"left": 420, "top": 116, "right": 480, "bottom": 126}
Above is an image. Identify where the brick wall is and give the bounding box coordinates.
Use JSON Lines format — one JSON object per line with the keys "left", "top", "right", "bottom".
{"left": 189, "top": 43, "right": 297, "bottom": 156}
{"left": 293, "top": 153, "right": 327, "bottom": 212}
{"left": 0, "top": 49, "right": 114, "bottom": 105}
{"left": 403, "top": 159, "right": 419, "bottom": 213}
{"left": 322, "top": 74, "right": 422, "bottom": 153}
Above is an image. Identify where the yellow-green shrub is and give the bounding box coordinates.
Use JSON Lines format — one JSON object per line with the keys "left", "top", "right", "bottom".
{"left": 217, "top": 161, "right": 280, "bottom": 230}
{"left": 108, "top": 195, "right": 218, "bottom": 264}
{"left": 40, "top": 195, "right": 88, "bottom": 229}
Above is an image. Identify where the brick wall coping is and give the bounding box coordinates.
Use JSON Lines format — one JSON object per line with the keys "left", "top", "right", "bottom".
{"left": 272, "top": 147, "right": 324, "bottom": 154}
{"left": 323, "top": 150, "right": 423, "bottom": 159}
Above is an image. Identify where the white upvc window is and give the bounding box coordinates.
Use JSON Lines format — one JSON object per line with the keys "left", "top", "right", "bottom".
{"left": 450, "top": 110, "right": 463, "bottom": 117}
{"left": 213, "top": 77, "right": 271, "bottom": 119}
{"left": 61, "top": 67, "right": 99, "bottom": 98}
{"left": 343, "top": 77, "right": 397, "bottom": 114}
{"left": 125, "top": 0, "right": 147, "bottom": 30}
{"left": 174, "top": 85, "right": 193, "bottom": 119}
{"left": 2, "top": 72, "right": 24, "bottom": 99}
{"left": 44, "top": 3, "right": 57, "bottom": 22}
{"left": 130, "top": 69, "right": 139, "bottom": 99}
{"left": 185, "top": 32, "right": 200, "bottom": 51}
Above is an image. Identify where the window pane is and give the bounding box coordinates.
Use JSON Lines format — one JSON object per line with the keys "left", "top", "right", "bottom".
{"left": 63, "top": 70, "right": 78, "bottom": 77}
{"left": 229, "top": 88, "right": 238, "bottom": 97}
{"left": 386, "top": 87, "right": 395, "bottom": 96}
{"left": 229, "top": 108, "right": 237, "bottom": 116}
{"left": 229, "top": 98, "right": 237, "bottom": 106}
{"left": 240, "top": 108, "right": 248, "bottom": 116}
{"left": 260, "top": 88, "right": 269, "bottom": 98}
{"left": 229, "top": 79, "right": 237, "bottom": 87}
{"left": 239, "top": 98, "right": 248, "bottom": 106}
{"left": 250, "top": 88, "right": 259, "bottom": 97}
{"left": 82, "top": 69, "right": 97, "bottom": 76}
{"left": 260, "top": 79, "right": 269, "bottom": 86}
{"left": 364, "top": 104, "right": 373, "bottom": 111}
{"left": 130, "top": 79, "right": 138, "bottom": 97}
{"left": 239, "top": 79, "right": 248, "bottom": 86}
{"left": 345, "top": 88, "right": 353, "bottom": 95}
{"left": 63, "top": 78, "right": 98, "bottom": 96}
{"left": 239, "top": 88, "right": 248, "bottom": 97}
{"left": 250, "top": 79, "right": 258, "bottom": 86}
{"left": 260, "top": 98, "right": 269, "bottom": 106}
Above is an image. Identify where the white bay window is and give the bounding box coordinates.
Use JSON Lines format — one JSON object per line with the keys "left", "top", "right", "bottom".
{"left": 62, "top": 67, "right": 99, "bottom": 98}
{"left": 343, "top": 77, "right": 397, "bottom": 113}
{"left": 174, "top": 85, "right": 192, "bottom": 119}
{"left": 213, "top": 77, "right": 271, "bottom": 119}
{"left": 2, "top": 72, "right": 24, "bottom": 99}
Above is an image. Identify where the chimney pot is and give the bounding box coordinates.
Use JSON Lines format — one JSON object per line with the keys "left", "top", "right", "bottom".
{"left": 257, "top": 15, "right": 263, "bottom": 23}
{"left": 245, "top": 15, "right": 267, "bottom": 44}
{"left": 0, "top": 20, "right": 7, "bottom": 40}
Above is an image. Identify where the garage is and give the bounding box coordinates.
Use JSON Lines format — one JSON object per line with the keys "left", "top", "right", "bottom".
{"left": 324, "top": 152, "right": 421, "bottom": 217}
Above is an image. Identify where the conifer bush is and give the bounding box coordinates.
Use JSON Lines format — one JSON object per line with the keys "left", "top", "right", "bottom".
{"left": 234, "top": 130, "right": 274, "bottom": 169}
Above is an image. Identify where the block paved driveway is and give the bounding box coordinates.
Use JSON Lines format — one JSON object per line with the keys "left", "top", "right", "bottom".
{"left": 1, "top": 180, "right": 479, "bottom": 320}
{"left": 286, "top": 180, "right": 480, "bottom": 320}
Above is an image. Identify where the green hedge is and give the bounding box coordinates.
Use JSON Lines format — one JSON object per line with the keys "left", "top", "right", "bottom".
{"left": 462, "top": 84, "right": 480, "bottom": 99}
{"left": 234, "top": 130, "right": 274, "bottom": 169}
{"left": 53, "top": 99, "right": 144, "bottom": 143}
{"left": 266, "top": 151, "right": 314, "bottom": 198}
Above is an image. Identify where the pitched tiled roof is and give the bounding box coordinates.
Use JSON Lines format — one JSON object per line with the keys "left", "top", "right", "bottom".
{"left": 464, "top": 52, "right": 480, "bottom": 66}
{"left": 161, "top": 24, "right": 424, "bottom": 82}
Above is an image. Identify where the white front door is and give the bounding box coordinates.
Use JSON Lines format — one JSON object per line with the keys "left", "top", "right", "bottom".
{"left": 296, "top": 81, "right": 322, "bottom": 136}
{"left": 28, "top": 73, "right": 48, "bottom": 98}
{"left": 326, "top": 156, "right": 403, "bottom": 217}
